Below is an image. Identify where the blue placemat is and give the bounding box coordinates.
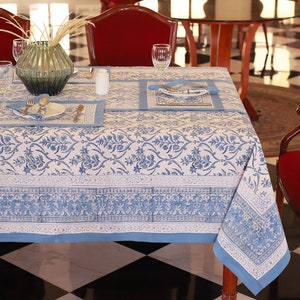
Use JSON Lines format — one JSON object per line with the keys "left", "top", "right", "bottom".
{"left": 143, "top": 79, "right": 224, "bottom": 111}
{"left": 3, "top": 100, "right": 105, "bottom": 127}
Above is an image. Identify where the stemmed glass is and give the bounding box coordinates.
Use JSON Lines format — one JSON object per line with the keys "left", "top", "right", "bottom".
{"left": 151, "top": 43, "right": 171, "bottom": 82}
{"left": 12, "top": 38, "right": 28, "bottom": 62}
{"left": 0, "top": 61, "right": 14, "bottom": 104}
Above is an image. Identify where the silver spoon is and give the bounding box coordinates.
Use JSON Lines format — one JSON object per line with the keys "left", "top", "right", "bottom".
{"left": 73, "top": 104, "right": 84, "bottom": 123}
{"left": 37, "top": 95, "right": 50, "bottom": 114}
{"left": 86, "top": 67, "right": 94, "bottom": 79}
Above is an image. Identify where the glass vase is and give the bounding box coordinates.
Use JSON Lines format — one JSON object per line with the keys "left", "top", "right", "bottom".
{"left": 16, "top": 41, "right": 74, "bottom": 96}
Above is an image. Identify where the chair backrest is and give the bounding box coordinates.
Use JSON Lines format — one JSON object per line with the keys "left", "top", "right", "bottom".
{"left": 279, "top": 106, "right": 300, "bottom": 156}
{"left": 85, "top": 5, "right": 178, "bottom": 66}
{"left": 0, "top": 8, "right": 30, "bottom": 65}
{"left": 100, "top": 0, "right": 142, "bottom": 12}
{"left": 276, "top": 106, "right": 300, "bottom": 217}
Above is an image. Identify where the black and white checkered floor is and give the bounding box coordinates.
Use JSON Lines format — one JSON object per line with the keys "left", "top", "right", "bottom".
{"left": 1, "top": 1, "right": 300, "bottom": 298}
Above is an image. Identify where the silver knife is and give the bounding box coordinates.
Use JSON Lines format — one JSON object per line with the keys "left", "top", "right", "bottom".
{"left": 159, "top": 87, "right": 209, "bottom": 95}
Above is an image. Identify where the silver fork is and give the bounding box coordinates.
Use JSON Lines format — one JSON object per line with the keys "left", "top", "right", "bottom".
{"left": 160, "top": 85, "right": 178, "bottom": 92}
{"left": 22, "top": 97, "right": 35, "bottom": 116}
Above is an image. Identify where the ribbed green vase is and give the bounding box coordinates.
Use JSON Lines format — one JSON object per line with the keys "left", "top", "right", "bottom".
{"left": 16, "top": 41, "right": 74, "bottom": 96}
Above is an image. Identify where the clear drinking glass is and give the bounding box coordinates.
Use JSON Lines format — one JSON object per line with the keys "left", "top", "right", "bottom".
{"left": 0, "top": 60, "right": 14, "bottom": 102}
{"left": 12, "top": 38, "right": 28, "bottom": 62}
{"left": 151, "top": 43, "right": 171, "bottom": 82}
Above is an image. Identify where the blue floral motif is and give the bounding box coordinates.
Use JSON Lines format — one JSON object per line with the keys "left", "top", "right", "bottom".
{"left": 184, "top": 149, "right": 213, "bottom": 174}
{"left": 41, "top": 135, "right": 73, "bottom": 153}
{"left": 0, "top": 131, "right": 22, "bottom": 159}
{"left": 21, "top": 148, "right": 45, "bottom": 174}
{"left": 154, "top": 134, "right": 184, "bottom": 153}
{"left": 210, "top": 135, "right": 242, "bottom": 154}
{"left": 98, "top": 133, "right": 128, "bottom": 152}
{"left": 190, "top": 126, "right": 212, "bottom": 137}
{"left": 126, "top": 147, "right": 155, "bottom": 173}
{"left": 71, "top": 147, "right": 102, "bottom": 174}
{"left": 261, "top": 177, "right": 272, "bottom": 188}
{"left": 236, "top": 153, "right": 252, "bottom": 168}
{"left": 223, "top": 195, "right": 284, "bottom": 262}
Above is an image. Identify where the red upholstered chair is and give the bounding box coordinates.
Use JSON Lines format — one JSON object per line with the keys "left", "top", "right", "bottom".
{"left": 85, "top": 5, "right": 178, "bottom": 66}
{"left": 276, "top": 106, "right": 300, "bottom": 218}
{"left": 0, "top": 8, "right": 30, "bottom": 65}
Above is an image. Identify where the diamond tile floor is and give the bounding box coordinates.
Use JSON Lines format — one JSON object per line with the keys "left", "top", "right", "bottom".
{"left": 1, "top": 1, "right": 300, "bottom": 299}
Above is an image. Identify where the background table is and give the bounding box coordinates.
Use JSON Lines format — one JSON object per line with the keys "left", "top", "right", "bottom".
{"left": 140, "top": 0, "right": 300, "bottom": 120}
{"left": 0, "top": 66, "right": 290, "bottom": 300}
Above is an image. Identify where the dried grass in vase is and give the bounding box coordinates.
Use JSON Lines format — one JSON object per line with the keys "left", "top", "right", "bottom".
{"left": 0, "top": 14, "right": 94, "bottom": 46}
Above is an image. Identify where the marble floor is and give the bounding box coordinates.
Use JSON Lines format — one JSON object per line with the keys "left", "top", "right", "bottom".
{"left": 1, "top": 1, "right": 300, "bottom": 299}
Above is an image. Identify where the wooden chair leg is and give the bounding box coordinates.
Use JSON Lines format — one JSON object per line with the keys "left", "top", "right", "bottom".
{"left": 275, "top": 157, "right": 285, "bottom": 217}
{"left": 196, "top": 23, "right": 202, "bottom": 48}
{"left": 276, "top": 183, "right": 284, "bottom": 216}
{"left": 237, "top": 25, "right": 245, "bottom": 51}
{"left": 262, "top": 23, "right": 269, "bottom": 52}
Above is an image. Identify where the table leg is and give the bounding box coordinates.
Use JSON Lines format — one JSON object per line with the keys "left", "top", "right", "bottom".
{"left": 222, "top": 265, "right": 238, "bottom": 300}
{"left": 238, "top": 23, "right": 261, "bottom": 121}
{"left": 209, "top": 24, "right": 219, "bottom": 67}
{"left": 210, "top": 24, "right": 233, "bottom": 71}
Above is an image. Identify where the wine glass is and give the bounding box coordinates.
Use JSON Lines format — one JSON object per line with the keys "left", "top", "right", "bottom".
{"left": 0, "top": 61, "right": 14, "bottom": 103}
{"left": 12, "top": 38, "right": 28, "bottom": 62}
{"left": 151, "top": 43, "right": 171, "bottom": 82}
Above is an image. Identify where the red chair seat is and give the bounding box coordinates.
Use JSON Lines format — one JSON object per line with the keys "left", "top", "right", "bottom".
{"left": 278, "top": 150, "right": 300, "bottom": 217}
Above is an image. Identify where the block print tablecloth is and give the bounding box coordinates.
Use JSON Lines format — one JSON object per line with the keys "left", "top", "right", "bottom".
{"left": 0, "top": 67, "right": 290, "bottom": 295}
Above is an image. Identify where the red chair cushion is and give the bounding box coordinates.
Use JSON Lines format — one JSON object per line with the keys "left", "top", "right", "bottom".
{"left": 278, "top": 150, "right": 300, "bottom": 216}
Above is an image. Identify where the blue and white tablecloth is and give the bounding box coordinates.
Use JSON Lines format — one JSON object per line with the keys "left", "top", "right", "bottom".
{"left": 0, "top": 67, "right": 290, "bottom": 296}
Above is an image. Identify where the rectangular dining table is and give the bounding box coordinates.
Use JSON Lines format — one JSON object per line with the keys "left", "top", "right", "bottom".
{"left": 0, "top": 66, "right": 290, "bottom": 300}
